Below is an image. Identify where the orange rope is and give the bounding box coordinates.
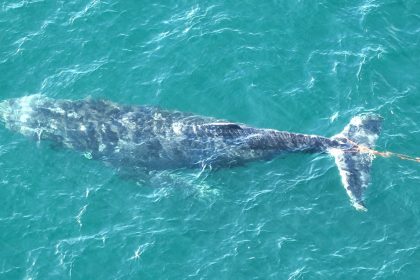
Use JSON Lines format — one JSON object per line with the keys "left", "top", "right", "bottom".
{"left": 345, "top": 139, "right": 420, "bottom": 163}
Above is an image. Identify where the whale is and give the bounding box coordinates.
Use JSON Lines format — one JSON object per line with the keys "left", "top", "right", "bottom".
{"left": 0, "top": 95, "right": 382, "bottom": 211}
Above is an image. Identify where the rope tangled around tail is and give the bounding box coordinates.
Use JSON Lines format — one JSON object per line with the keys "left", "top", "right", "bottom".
{"left": 347, "top": 139, "right": 420, "bottom": 163}
{"left": 368, "top": 149, "right": 420, "bottom": 163}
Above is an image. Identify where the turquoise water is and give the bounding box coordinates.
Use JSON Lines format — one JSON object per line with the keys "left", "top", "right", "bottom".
{"left": 1, "top": 0, "right": 420, "bottom": 279}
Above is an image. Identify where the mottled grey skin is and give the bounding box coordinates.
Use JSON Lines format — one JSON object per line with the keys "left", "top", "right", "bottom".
{"left": 0, "top": 95, "right": 343, "bottom": 170}
{"left": 0, "top": 95, "right": 382, "bottom": 210}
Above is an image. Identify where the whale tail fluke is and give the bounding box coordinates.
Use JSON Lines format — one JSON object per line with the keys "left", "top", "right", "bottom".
{"left": 329, "top": 114, "right": 383, "bottom": 211}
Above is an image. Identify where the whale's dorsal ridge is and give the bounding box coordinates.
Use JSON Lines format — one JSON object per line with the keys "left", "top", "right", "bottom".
{"left": 203, "top": 122, "right": 243, "bottom": 130}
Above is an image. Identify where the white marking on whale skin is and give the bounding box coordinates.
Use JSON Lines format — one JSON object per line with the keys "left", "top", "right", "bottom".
{"left": 115, "top": 139, "right": 137, "bottom": 154}
{"left": 67, "top": 112, "right": 79, "bottom": 119}
{"left": 153, "top": 112, "right": 163, "bottom": 121}
{"left": 150, "top": 113, "right": 165, "bottom": 134}
{"left": 50, "top": 107, "right": 66, "bottom": 115}
{"left": 84, "top": 152, "right": 93, "bottom": 160}
{"left": 98, "top": 143, "right": 106, "bottom": 152}
{"left": 19, "top": 114, "right": 31, "bottom": 123}
{"left": 120, "top": 115, "right": 136, "bottom": 130}
{"left": 49, "top": 120, "right": 58, "bottom": 130}
{"left": 172, "top": 122, "right": 183, "bottom": 135}
{"left": 55, "top": 108, "right": 66, "bottom": 115}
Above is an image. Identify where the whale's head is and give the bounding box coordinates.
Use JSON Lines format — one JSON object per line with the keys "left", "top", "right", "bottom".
{"left": 0, "top": 94, "right": 51, "bottom": 135}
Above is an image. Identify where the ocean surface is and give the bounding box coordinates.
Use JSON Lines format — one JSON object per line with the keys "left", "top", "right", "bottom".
{"left": 1, "top": 0, "right": 420, "bottom": 279}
